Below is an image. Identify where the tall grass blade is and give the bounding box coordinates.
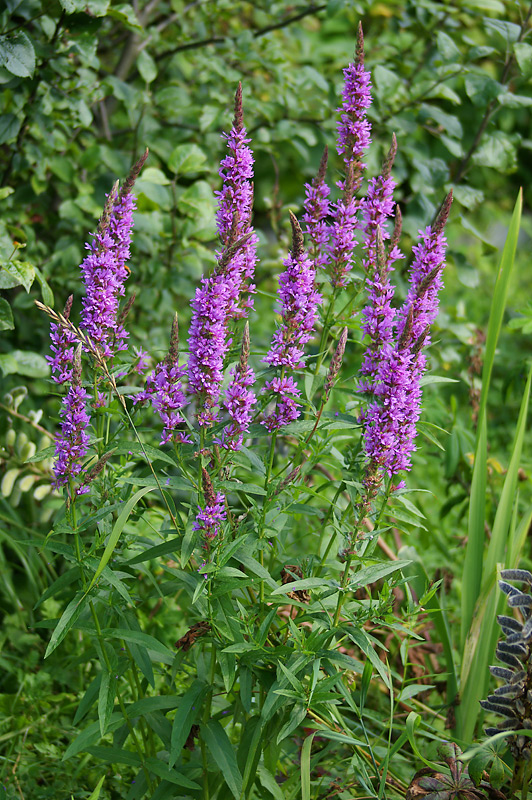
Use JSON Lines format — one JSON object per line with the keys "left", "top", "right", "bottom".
{"left": 457, "top": 362, "right": 531, "bottom": 742}
{"left": 460, "top": 190, "right": 522, "bottom": 647}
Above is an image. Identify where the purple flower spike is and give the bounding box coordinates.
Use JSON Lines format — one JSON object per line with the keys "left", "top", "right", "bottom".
{"left": 217, "top": 323, "right": 256, "bottom": 451}
{"left": 263, "top": 212, "right": 321, "bottom": 371}
{"left": 135, "top": 315, "right": 189, "bottom": 445}
{"left": 53, "top": 346, "right": 91, "bottom": 491}
{"left": 361, "top": 135, "right": 400, "bottom": 276}
{"left": 362, "top": 192, "right": 453, "bottom": 477}
{"left": 215, "top": 83, "right": 258, "bottom": 318}
{"left": 336, "top": 24, "right": 372, "bottom": 167}
{"left": 47, "top": 295, "right": 78, "bottom": 384}
{"left": 303, "top": 147, "right": 331, "bottom": 270}
{"left": 188, "top": 86, "right": 258, "bottom": 425}
{"left": 187, "top": 273, "right": 232, "bottom": 426}
{"left": 327, "top": 24, "right": 373, "bottom": 288}
{"left": 194, "top": 468, "right": 226, "bottom": 542}
{"left": 262, "top": 374, "right": 302, "bottom": 432}
{"left": 80, "top": 150, "right": 148, "bottom": 358}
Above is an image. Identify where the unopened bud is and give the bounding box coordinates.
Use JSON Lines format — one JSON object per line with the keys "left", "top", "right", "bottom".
{"left": 434, "top": 190, "right": 453, "bottom": 235}
{"left": 417, "top": 264, "right": 441, "bottom": 297}
{"left": 275, "top": 465, "right": 302, "bottom": 496}
{"left": 201, "top": 467, "right": 216, "bottom": 506}
{"left": 117, "top": 293, "right": 136, "bottom": 326}
{"left": 238, "top": 322, "right": 250, "bottom": 374}
{"left": 356, "top": 21, "right": 365, "bottom": 66}
{"left": 315, "top": 146, "right": 328, "bottom": 185}
{"left": 344, "top": 161, "right": 355, "bottom": 203}
{"left": 85, "top": 449, "right": 116, "bottom": 484}
{"left": 121, "top": 148, "right": 149, "bottom": 198}
{"left": 382, "top": 133, "right": 397, "bottom": 180}
{"left": 63, "top": 294, "right": 74, "bottom": 320}
{"left": 390, "top": 205, "right": 402, "bottom": 251}
{"left": 234, "top": 82, "right": 243, "bottom": 132}
{"left": 73, "top": 344, "right": 83, "bottom": 386}
{"left": 375, "top": 226, "right": 386, "bottom": 274}
{"left": 166, "top": 313, "right": 179, "bottom": 366}
{"left": 412, "top": 326, "right": 429, "bottom": 356}
{"left": 398, "top": 307, "right": 414, "bottom": 351}
{"left": 289, "top": 211, "right": 304, "bottom": 258}
{"left": 324, "top": 327, "right": 348, "bottom": 401}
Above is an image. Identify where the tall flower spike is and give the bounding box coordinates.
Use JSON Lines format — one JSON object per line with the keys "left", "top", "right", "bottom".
{"left": 217, "top": 322, "right": 257, "bottom": 451}
{"left": 303, "top": 146, "right": 331, "bottom": 270}
{"left": 52, "top": 344, "right": 91, "bottom": 492}
{"left": 134, "top": 314, "right": 189, "bottom": 445}
{"left": 361, "top": 134, "right": 402, "bottom": 277}
{"left": 47, "top": 294, "right": 78, "bottom": 384}
{"left": 80, "top": 151, "right": 147, "bottom": 357}
{"left": 215, "top": 82, "right": 258, "bottom": 318}
{"left": 188, "top": 85, "right": 258, "bottom": 425}
{"left": 362, "top": 191, "right": 452, "bottom": 478}
{"left": 327, "top": 24, "right": 373, "bottom": 288}
{"left": 193, "top": 467, "right": 226, "bottom": 543}
{"left": 262, "top": 212, "right": 321, "bottom": 432}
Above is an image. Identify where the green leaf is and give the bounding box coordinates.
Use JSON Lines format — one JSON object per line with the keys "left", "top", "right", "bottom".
{"left": 270, "top": 577, "right": 332, "bottom": 596}
{"left": 8, "top": 350, "right": 49, "bottom": 378}
{"left": 127, "top": 537, "right": 180, "bottom": 565}
{"left": 107, "top": 4, "right": 142, "bottom": 29}
{"left": 276, "top": 703, "right": 307, "bottom": 744}
{"left": 0, "top": 298, "right": 14, "bottom": 330}
{"left": 436, "top": 30, "right": 461, "bottom": 61}
{"left": 100, "top": 628, "right": 174, "bottom": 660}
{"left": 169, "top": 680, "right": 206, "bottom": 767}
{"left": 465, "top": 73, "right": 501, "bottom": 106}
{"left": 0, "top": 32, "right": 35, "bottom": 78}
{"left": 86, "top": 487, "right": 154, "bottom": 593}
{"left": 301, "top": 732, "right": 316, "bottom": 800}
{"left": 0, "top": 353, "right": 18, "bottom": 376}
{"left": 145, "top": 758, "right": 201, "bottom": 789}
{"left": 98, "top": 664, "right": 117, "bottom": 736}
{"left": 0, "top": 260, "right": 35, "bottom": 291}
{"left": 45, "top": 591, "right": 89, "bottom": 658}
{"left": 73, "top": 674, "right": 101, "bottom": 725}
{"left": 137, "top": 50, "right": 157, "bottom": 83}
{"left": 514, "top": 42, "right": 532, "bottom": 76}
{"left": 202, "top": 720, "right": 243, "bottom": 799}
{"left": 87, "top": 775, "right": 106, "bottom": 800}
{"left": 33, "top": 266, "right": 54, "bottom": 305}
{"left": 0, "top": 114, "right": 21, "bottom": 145}
{"left": 168, "top": 144, "right": 208, "bottom": 174}
{"left": 347, "top": 560, "right": 411, "bottom": 590}
{"left": 472, "top": 131, "right": 517, "bottom": 172}
{"left": 373, "top": 64, "right": 402, "bottom": 99}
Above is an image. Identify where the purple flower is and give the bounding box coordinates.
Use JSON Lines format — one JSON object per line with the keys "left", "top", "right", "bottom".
{"left": 47, "top": 295, "right": 77, "bottom": 384}
{"left": 188, "top": 85, "right": 258, "bottom": 424}
{"left": 133, "top": 347, "right": 150, "bottom": 375}
{"left": 187, "top": 273, "right": 232, "bottom": 426}
{"left": 194, "top": 468, "right": 226, "bottom": 542}
{"left": 361, "top": 193, "right": 453, "bottom": 477}
{"left": 327, "top": 25, "right": 373, "bottom": 288}
{"left": 216, "top": 323, "right": 256, "bottom": 451}
{"left": 262, "top": 374, "right": 301, "bottom": 432}
{"left": 52, "top": 347, "right": 91, "bottom": 490}
{"left": 359, "top": 139, "right": 404, "bottom": 394}
{"left": 80, "top": 151, "right": 147, "bottom": 358}
{"left": 135, "top": 315, "right": 189, "bottom": 445}
{"left": 263, "top": 213, "right": 321, "bottom": 371}
{"left": 303, "top": 147, "right": 331, "bottom": 270}
{"left": 215, "top": 83, "right": 258, "bottom": 318}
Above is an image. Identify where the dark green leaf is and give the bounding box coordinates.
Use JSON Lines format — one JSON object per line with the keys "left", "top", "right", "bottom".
{"left": 202, "top": 720, "right": 243, "bottom": 799}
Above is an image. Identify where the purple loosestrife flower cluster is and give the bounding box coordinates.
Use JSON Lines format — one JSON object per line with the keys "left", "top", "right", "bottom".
{"left": 47, "top": 295, "right": 78, "bottom": 384}
{"left": 262, "top": 213, "right": 321, "bottom": 431}
{"left": 135, "top": 315, "right": 189, "bottom": 445}
{"left": 194, "top": 468, "right": 226, "bottom": 544}
{"left": 188, "top": 87, "right": 258, "bottom": 426}
{"left": 217, "top": 323, "right": 256, "bottom": 451}
{"left": 80, "top": 150, "right": 147, "bottom": 358}
{"left": 362, "top": 193, "right": 452, "bottom": 478}
{"left": 215, "top": 83, "right": 259, "bottom": 318}
{"left": 327, "top": 24, "right": 372, "bottom": 288}
{"left": 52, "top": 346, "right": 91, "bottom": 493}
{"left": 359, "top": 140, "right": 404, "bottom": 394}
{"left": 303, "top": 147, "right": 331, "bottom": 270}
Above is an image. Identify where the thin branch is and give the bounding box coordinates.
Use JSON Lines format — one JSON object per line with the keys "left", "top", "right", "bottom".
{"left": 154, "top": 3, "right": 327, "bottom": 63}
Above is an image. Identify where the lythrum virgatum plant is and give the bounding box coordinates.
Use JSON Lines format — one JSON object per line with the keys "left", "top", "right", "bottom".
{"left": 35, "top": 25, "right": 453, "bottom": 799}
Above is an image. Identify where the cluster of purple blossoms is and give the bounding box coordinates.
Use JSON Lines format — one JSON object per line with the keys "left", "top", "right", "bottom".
{"left": 188, "top": 85, "right": 258, "bottom": 427}
{"left": 47, "top": 295, "right": 78, "bottom": 384}
{"left": 303, "top": 147, "right": 331, "bottom": 270}
{"left": 194, "top": 468, "right": 226, "bottom": 545}
{"left": 303, "top": 24, "right": 373, "bottom": 288}
{"left": 361, "top": 194, "right": 452, "bottom": 477}
{"left": 215, "top": 84, "right": 259, "bottom": 318}
{"left": 79, "top": 187, "right": 136, "bottom": 357}
{"left": 262, "top": 213, "right": 321, "bottom": 431}
{"left": 52, "top": 350, "right": 91, "bottom": 493}
{"left": 134, "top": 316, "right": 189, "bottom": 445}
{"left": 216, "top": 324, "right": 256, "bottom": 451}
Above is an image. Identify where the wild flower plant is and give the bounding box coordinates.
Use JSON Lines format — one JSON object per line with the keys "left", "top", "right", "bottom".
{"left": 36, "top": 25, "right": 455, "bottom": 798}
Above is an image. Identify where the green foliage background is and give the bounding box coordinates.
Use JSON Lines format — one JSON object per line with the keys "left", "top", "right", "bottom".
{"left": 1, "top": 0, "right": 532, "bottom": 797}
